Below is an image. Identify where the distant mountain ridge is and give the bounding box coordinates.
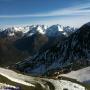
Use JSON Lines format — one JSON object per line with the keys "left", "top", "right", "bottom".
{"left": 0, "top": 25, "right": 76, "bottom": 37}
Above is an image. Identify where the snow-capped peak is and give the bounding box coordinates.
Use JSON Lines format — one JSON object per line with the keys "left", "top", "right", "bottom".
{"left": 46, "top": 24, "right": 64, "bottom": 37}
{"left": 57, "top": 24, "right": 63, "bottom": 31}
{"left": 1, "top": 25, "right": 76, "bottom": 37}
{"left": 48, "top": 24, "right": 63, "bottom": 31}
{"left": 25, "top": 25, "right": 48, "bottom": 37}
{"left": 36, "top": 25, "right": 48, "bottom": 34}
{"left": 13, "top": 27, "right": 23, "bottom": 31}
{"left": 13, "top": 26, "right": 30, "bottom": 33}
{"left": 22, "top": 26, "right": 30, "bottom": 33}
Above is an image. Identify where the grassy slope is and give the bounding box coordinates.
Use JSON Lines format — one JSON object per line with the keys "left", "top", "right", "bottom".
{"left": 0, "top": 75, "right": 45, "bottom": 90}
{"left": 0, "top": 38, "right": 29, "bottom": 67}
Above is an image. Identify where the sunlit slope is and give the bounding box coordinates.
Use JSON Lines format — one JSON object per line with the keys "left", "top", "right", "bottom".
{"left": 0, "top": 67, "right": 87, "bottom": 90}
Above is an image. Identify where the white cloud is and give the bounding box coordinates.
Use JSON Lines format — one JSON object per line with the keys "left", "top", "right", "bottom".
{"left": 31, "top": 15, "right": 90, "bottom": 27}
{"left": 0, "top": 3, "right": 90, "bottom": 18}
{"left": 0, "top": 2, "right": 90, "bottom": 27}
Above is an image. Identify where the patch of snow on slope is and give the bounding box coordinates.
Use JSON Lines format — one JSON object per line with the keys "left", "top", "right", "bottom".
{"left": 60, "top": 66, "right": 90, "bottom": 83}
{"left": 57, "top": 25, "right": 63, "bottom": 31}
{"left": 44, "top": 79, "right": 85, "bottom": 90}
{"left": 37, "top": 25, "right": 46, "bottom": 34}
{"left": 0, "top": 83, "right": 18, "bottom": 89}
{"left": 0, "top": 68, "right": 35, "bottom": 87}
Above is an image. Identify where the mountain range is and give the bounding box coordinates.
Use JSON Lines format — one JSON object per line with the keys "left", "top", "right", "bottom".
{"left": 13, "top": 22, "right": 90, "bottom": 76}
{"left": 0, "top": 25, "right": 76, "bottom": 66}
{"left": 0, "top": 25, "right": 76, "bottom": 37}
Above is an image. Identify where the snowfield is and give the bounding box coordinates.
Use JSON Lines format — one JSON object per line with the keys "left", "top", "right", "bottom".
{"left": 0, "top": 83, "right": 18, "bottom": 89}
{"left": 44, "top": 79, "right": 85, "bottom": 90}
{"left": 60, "top": 66, "right": 90, "bottom": 83}
{"left": 0, "top": 67, "right": 86, "bottom": 90}
{"left": 0, "top": 68, "right": 35, "bottom": 87}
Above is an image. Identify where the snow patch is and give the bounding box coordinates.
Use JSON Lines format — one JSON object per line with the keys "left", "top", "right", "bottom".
{"left": 60, "top": 66, "right": 90, "bottom": 83}
{"left": 0, "top": 68, "right": 35, "bottom": 87}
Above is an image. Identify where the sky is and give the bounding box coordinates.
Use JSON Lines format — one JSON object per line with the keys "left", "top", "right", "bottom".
{"left": 0, "top": 0, "right": 90, "bottom": 27}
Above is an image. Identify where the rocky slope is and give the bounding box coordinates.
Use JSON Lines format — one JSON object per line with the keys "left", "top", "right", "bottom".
{"left": 15, "top": 22, "right": 90, "bottom": 76}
